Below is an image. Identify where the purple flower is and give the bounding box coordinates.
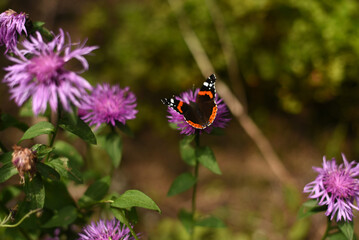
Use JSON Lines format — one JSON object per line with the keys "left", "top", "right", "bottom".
{"left": 165, "top": 88, "right": 230, "bottom": 135}
{"left": 304, "top": 154, "right": 359, "bottom": 221}
{"left": 2, "top": 29, "right": 98, "bottom": 115}
{"left": 78, "top": 218, "right": 137, "bottom": 240}
{"left": 0, "top": 9, "right": 27, "bottom": 53}
{"left": 79, "top": 83, "right": 138, "bottom": 129}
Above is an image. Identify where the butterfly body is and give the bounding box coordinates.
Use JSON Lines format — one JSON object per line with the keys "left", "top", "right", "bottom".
{"left": 162, "top": 74, "right": 218, "bottom": 129}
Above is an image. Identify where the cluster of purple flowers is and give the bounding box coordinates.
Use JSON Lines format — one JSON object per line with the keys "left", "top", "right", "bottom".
{"left": 304, "top": 154, "right": 359, "bottom": 222}
{"left": 0, "top": 9, "right": 229, "bottom": 133}
{"left": 0, "top": 9, "right": 139, "bottom": 128}
{"left": 0, "top": 7, "right": 230, "bottom": 239}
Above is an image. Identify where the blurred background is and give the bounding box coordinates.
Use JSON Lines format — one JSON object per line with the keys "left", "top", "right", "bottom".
{"left": 1, "top": 0, "right": 359, "bottom": 239}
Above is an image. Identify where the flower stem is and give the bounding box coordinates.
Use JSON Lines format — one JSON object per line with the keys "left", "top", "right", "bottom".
{"left": 45, "top": 106, "right": 61, "bottom": 162}
{"left": 191, "top": 130, "right": 200, "bottom": 240}
{"left": 0, "top": 208, "right": 41, "bottom": 228}
{"left": 321, "top": 217, "right": 331, "bottom": 240}
{"left": 117, "top": 210, "right": 140, "bottom": 240}
{"left": 49, "top": 106, "right": 61, "bottom": 148}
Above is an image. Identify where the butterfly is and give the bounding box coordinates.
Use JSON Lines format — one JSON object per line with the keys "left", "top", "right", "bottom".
{"left": 161, "top": 74, "right": 218, "bottom": 129}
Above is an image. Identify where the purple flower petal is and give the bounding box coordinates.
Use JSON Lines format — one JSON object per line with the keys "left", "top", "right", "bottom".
{"left": 2, "top": 28, "right": 98, "bottom": 115}
{"left": 78, "top": 218, "right": 138, "bottom": 240}
{"left": 304, "top": 154, "right": 359, "bottom": 221}
{"left": 0, "top": 9, "right": 27, "bottom": 53}
{"left": 79, "top": 83, "right": 138, "bottom": 129}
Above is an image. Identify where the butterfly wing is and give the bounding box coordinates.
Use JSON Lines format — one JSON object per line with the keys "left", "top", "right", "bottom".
{"left": 196, "top": 74, "right": 218, "bottom": 127}
{"left": 162, "top": 74, "right": 218, "bottom": 129}
{"left": 161, "top": 97, "right": 207, "bottom": 129}
{"left": 161, "top": 97, "right": 190, "bottom": 115}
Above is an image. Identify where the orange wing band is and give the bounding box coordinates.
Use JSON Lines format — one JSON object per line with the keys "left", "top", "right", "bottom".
{"left": 208, "top": 105, "right": 218, "bottom": 125}
{"left": 186, "top": 120, "right": 206, "bottom": 129}
{"left": 198, "top": 91, "right": 214, "bottom": 99}
{"left": 177, "top": 101, "right": 184, "bottom": 113}
{"left": 185, "top": 105, "right": 218, "bottom": 129}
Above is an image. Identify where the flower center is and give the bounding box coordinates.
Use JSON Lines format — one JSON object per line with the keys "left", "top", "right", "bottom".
{"left": 27, "top": 53, "right": 64, "bottom": 85}
{"left": 94, "top": 95, "right": 122, "bottom": 116}
{"left": 324, "top": 170, "right": 356, "bottom": 199}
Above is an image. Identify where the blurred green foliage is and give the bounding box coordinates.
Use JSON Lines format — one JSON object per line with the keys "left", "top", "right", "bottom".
{"left": 75, "top": 0, "right": 359, "bottom": 149}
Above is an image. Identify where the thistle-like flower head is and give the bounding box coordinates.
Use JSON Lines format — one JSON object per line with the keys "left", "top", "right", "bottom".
{"left": 304, "top": 154, "right": 359, "bottom": 221}
{"left": 2, "top": 29, "right": 98, "bottom": 115}
{"left": 79, "top": 83, "right": 138, "bottom": 129}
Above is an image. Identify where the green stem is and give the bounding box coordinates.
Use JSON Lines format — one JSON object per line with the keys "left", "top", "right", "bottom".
{"left": 191, "top": 130, "right": 200, "bottom": 240}
{"left": 118, "top": 210, "right": 140, "bottom": 240}
{"left": 49, "top": 106, "right": 61, "bottom": 148}
{"left": 0, "top": 209, "right": 41, "bottom": 228}
{"left": 109, "top": 125, "right": 118, "bottom": 176}
{"left": 45, "top": 106, "right": 61, "bottom": 162}
{"left": 321, "top": 217, "right": 331, "bottom": 240}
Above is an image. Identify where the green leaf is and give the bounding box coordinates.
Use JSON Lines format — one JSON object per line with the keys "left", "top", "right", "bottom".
{"left": 111, "top": 208, "right": 128, "bottom": 224}
{"left": 0, "top": 152, "right": 12, "bottom": 164}
{"left": 179, "top": 135, "right": 196, "bottom": 166}
{"left": 116, "top": 122, "right": 134, "bottom": 137}
{"left": 111, "top": 207, "right": 139, "bottom": 226}
{"left": 98, "top": 133, "right": 123, "bottom": 168}
{"left": 302, "top": 199, "right": 319, "bottom": 208}
{"left": 44, "top": 180, "right": 75, "bottom": 210}
{"left": 178, "top": 209, "right": 194, "bottom": 234}
{"left": 297, "top": 199, "right": 327, "bottom": 219}
{"left": 0, "top": 186, "right": 22, "bottom": 204}
{"left": 53, "top": 140, "right": 83, "bottom": 168}
{"left": 13, "top": 200, "right": 39, "bottom": 229}
{"left": 125, "top": 207, "right": 139, "bottom": 225}
{"left": 36, "top": 162, "right": 60, "bottom": 181}
{"left": 58, "top": 113, "right": 97, "bottom": 144}
{"left": 338, "top": 221, "right": 354, "bottom": 240}
{"left": 195, "top": 216, "right": 226, "bottom": 228}
{"left": 32, "top": 21, "right": 45, "bottom": 28}
{"left": 24, "top": 174, "right": 45, "bottom": 209}
{"left": 111, "top": 190, "right": 161, "bottom": 213}
{"left": 169, "top": 122, "right": 179, "bottom": 130}
{"left": 30, "top": 21, "right": 53, "bottom": 41}
{"left": 0, "top": 163, "right": 18, "bottom": 183}
{"left": 78, "top": 176, "right": 111, "bottom": 208}
{"left": 196, "top": 146, "right": 221, "bottom": 175}
{"left": 167, "top": 172, "right": 197, "bottom": 196}
{"left": 31, "top": 144, "right": 53, "bottom": 159}
{"left": 20, "top": 121, "right": 55, "bottom": 142}
{"left": 42, "top": 205, "right": 77, "bottom": 228}
{"left": 47, "top": 157, "right": 83, "bottom": 183}
{"left": 0, "top": 113, "right": 28, "bottom": 131}
{"left": 328, "top": 232, "right": 351, "bottom": 240}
